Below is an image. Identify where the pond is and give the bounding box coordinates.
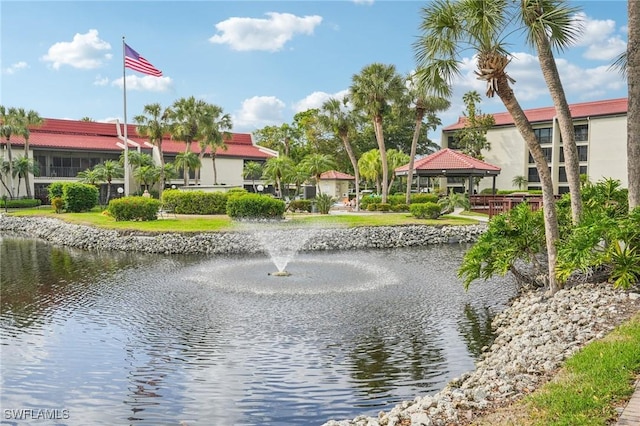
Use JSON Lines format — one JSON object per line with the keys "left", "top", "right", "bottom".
{"left": 0, "top": 234, "right": 517, "bottom": 425}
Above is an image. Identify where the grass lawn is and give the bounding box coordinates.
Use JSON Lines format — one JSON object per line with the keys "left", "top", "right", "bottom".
{"left": 4, "top": 206, "right": 478, "bottom": 233}
{"left": 474, "top": 312, "right": 640, "bottom": 426}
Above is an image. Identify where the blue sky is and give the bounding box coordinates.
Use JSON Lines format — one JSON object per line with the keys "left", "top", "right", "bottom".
{"left": 0, "top": 1, "right": 629, "bottom": 140}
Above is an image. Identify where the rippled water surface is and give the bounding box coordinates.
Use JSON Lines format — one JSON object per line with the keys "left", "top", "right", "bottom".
{"left": 0, "top": 234, "right": 517, "bottom": 425}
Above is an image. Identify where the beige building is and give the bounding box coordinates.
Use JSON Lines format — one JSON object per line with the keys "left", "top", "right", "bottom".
{"left": 441, "top": 98, "right": 628, "bottom": 194}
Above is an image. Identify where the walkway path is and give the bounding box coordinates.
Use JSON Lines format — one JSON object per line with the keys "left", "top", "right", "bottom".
{"left": 617, "top": 378, "right": 640, "bottom": 425}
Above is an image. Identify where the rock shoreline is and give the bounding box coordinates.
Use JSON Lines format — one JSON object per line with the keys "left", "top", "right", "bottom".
{"left": 323, "top": 282, "right": 640, "bottom": 426}
{"left": 0, "top": 214, "right": 487, "bottom": 254}
{"left": 2, "top": 214, "right": 638, "bottom": 426}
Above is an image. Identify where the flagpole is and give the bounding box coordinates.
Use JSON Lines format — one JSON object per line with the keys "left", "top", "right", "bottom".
{"left": 122, "top": 36, "right": 130, "bottom": 196}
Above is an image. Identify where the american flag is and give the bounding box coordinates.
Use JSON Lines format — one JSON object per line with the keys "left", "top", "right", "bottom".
{"left": 124, "top": 43, "right": 162, "bottom": 77}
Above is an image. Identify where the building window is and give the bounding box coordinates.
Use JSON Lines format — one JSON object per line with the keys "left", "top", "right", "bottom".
{"left": 559, "top": 145, "right": 588, "bottom": 162}
{"left": 559, "top": 165, "right": 588, "bottom": 182}
{"left": 447, "top": 135, "right": 461, "bottom": 150}
{"left": 528, "top": 167, "right": 540, "bottom": 183}
{"left": 574, "top": 124, "right": 588, "bottom": 142}
{"left": 558, "top": 186, "right": 570, "bottom": 194}
{"left": 534, "top": 127, "right": 552, "bottom": 144}
{"left": 529, "top": 147, "right": 552, "bottom": 164}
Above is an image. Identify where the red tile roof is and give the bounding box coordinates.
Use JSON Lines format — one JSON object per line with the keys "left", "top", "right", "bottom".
{"left": 395, "top": 148, "right": 501, "bottom": 174}
{"left": 320, "top": 170, "right": 355, "bottom": 180}
{"left": 443, "top": 97, "right": 628, "bottom": 131}
{"left": 5, "top": 118, "right": 275, "bottom": 159}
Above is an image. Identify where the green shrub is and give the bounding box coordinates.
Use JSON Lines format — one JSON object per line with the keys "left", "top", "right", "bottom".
{"left": 315, "top": 193, "right": 334, "bottom": 214}
{"left": 47, "top": 182, "right": 66, "bottom": 200}
{"left": 108, "top": 196, "right": 161, "bottom": 221}
{"left": 51, "top": 197, "right": 64, "bottom": 213}
{"left": 391, "top": 203, "right": 409, "bottom": 212}
{"left": 227, "top": 188, "right": 249, "bottom": 197}
{"left": 63, "top": 183, "right": 99, "bottom": 212}
{"left": 410, "top": 202, "right": 441, "bottom": 219}
{"left": 0, "top": 198, "right": 42, "bottom": 208}
{"left": 387, "top": 194, "right": 406, "bottom": 206}
{"left": 410, "top": 193, "right": 439, "bottom": 204}
{"left": 377, "top": 202, "right": 391, "bottom": 212}
{"left": 288, "top": 199, "right": 312, "bottom": 213}
{"left": 480, "top": 188, "right": 497, "bottom": 195}
{"left": 226, "top": 194, "right": 285, "bottom": 220}
{"left": 367, "top": 203, "right": 378, "bottom": 212}
{"left": 161, "top": 190, "right": 228, "bottom": 215}
{"left": 360, "top": 194, "right": 382, "bottom": 209}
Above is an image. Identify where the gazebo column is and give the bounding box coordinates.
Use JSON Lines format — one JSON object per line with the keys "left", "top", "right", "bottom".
{"left": 468, "top": 175, "right": 474, "bottom": 195}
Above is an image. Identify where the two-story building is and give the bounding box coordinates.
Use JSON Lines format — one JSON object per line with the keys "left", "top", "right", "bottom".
{"left": 0, "top": 118, "right": 278, "bottom": 202}
{"left": 441, "top": 97, "right": 628, "bottom": 194}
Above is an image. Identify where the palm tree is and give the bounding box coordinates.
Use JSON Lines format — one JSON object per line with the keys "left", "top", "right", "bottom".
{"left": 386, "top": 149, "right": 410, "bottom": 194}
{"left": 133, "top": 165, "right": 161, "bottom": 192}
{"left": 14, "top": 108, "right": 43, "bottom": 157}
{"left": 350, "top": 63, "right": 405, "bottom": 203}
{"left": 512, "top": 175, "right": 528, "bottom": 190}
{"left": 243, "top": 161, "right": 264, "bottom": 192}
{"left": 166, "top": 96, "right": 209, "bottom": 184}
{"left": 415, "top": 0, "right": 562, "bottom": 294}
{"left": 95, "top": 160, "right": 124, "bottom": 203}
{"left": 199, "top": 104, "right": 233, "bottom": 185}
{"left": 520, "top": 0, "right": 584, "bottom": 223}
{"left": 358, "top": 149, "right": 383, "bottom": 194}
{"left": 300, "top": 153, "right": 336, "bottom": 196}
{"left": 134, "top": 103, "right": 171, "bottom": 197}
{"left": 77, "top": 168, "right": 102, "bottom": 186}
{"left": 404, "top": 74, "right": 451, "bottom": 204}
{"left": 455, "top": 91, "right": 495, "bottom": 159}
{"left": 628, "top": 0, "right": 640, "bottom": 211}
{"left": 174, "top": 151, "right": 200, "bottom": 187}
{"left": 12, "top": 155, "right": 39, "bottom": 198}
{"left": 263, "top": 156, "right": 294, "bottom": 199}
{"left": 287, "top": 164, "right": 311, "bottom": 199}
{"left": 0, "top": 106, "right": 17, "bottom": 198}
{"left": 319, "top": 97, "right": 362, "bottom": 210}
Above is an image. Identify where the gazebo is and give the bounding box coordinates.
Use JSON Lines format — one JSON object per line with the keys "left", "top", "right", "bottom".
{"left": 395, "top": 148, "right": 501, "bottom": 194}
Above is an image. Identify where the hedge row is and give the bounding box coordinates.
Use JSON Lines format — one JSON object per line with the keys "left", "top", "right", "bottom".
{"left": 108, "top": 196, "right": 161, "bottom": 221}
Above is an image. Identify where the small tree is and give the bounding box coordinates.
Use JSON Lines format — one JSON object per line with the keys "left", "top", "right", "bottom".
{"left": 512, "top": 175, "right": 528, "bottom": 190}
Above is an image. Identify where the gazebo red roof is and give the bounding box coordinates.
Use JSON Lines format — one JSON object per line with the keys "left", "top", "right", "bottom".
{"left": 320, "top": 170, "right": 355, "bottom": 180}
{"left": 395, "top": 148, "right": 500, "bottom": 176}
{"left": 443, "top": 97, "right": 628, "bottom": 131}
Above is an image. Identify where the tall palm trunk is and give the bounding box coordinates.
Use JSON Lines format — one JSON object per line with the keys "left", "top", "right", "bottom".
{"left": 628, "top": 0, "right": 640, "bottom": 211}
{"left": 406, "top": 105, "right": 425, "bottom": 204}
{"left": 535, "top": 32, "right": 582, "bottom": 223}
{"left": 496, "top": 76, "right": 561, "bottom": 294}
{"left": 6, "top": 139, "right": 14, "bottom": 198}
{"left": 340, "top": 133, "right": 360, "bottom": 211}
{"left": 196, "top": 151, "right": 205, "bottom": 185}
{"left": 211, "top": 154, "right": 218, "bottom": 185}
{"left": 373, "top": 116, "right": 389, "bottom": 203}
{"left": 157, "top": 142, "right": 165, "bottom": 198}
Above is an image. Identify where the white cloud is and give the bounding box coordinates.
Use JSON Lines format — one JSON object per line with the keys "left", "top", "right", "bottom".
{"left": 93, "top": 75, "right": 109, "bottom": 86}
{"left": 41, "top": 29, "right": 112, "bottom": 70}
{"left": 232, "top": 96, "right": 286, "bottom": 131}
{"left": 4, "top": 61, "right": 28, "bottom": 75}
{"left": 353, "top": 0, "right": 374, "bottom": 5}
{"left": 209, "top": 12, "right": 322, "bottom": 52}
{"left": 292, "top": 89, "right": 349, "bottom": 113}
{"left": 573, "top": 12, "right": 626, "bottom": 61}
{"left": 111, "top": 75, "right": 173, "bottom": 92}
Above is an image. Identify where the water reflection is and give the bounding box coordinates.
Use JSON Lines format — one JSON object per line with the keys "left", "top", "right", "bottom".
{"left": 457, "top": 304, "right": 499, "bottom": 358}
{"left": 0, "top": 234, "right": 517, "bottom": 425}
